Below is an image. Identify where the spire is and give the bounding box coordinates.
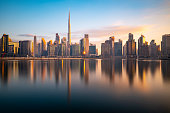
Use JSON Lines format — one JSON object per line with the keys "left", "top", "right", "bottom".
{"left": 68, "top": 10, "right": 71, "bottom": 45}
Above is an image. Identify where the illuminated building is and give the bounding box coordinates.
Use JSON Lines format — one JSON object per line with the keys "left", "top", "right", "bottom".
{"left": 61, "top": 37, "right": 66, "bottom": 44}
{"left": 114, "top": 39, "right": 122, "bottom": 56}
{"left": 138, "top": 35, "right": 149, "bottom": 58}
{"left": 19, "top": 40, "right": 32, "bottom": 57}
{"left": 8, "top": 42, "right": 19, "bottom": 56}
{"left": 58, "top": 44, "right": 66, "bottom": 57}
{"left": 80, "top": 34, "right": 89, "bottom": 57}
{"left": 70, "top": 43, "right": 80, "bottom": 56}
{"left": 41, "top": 38, "right": 47, "bottom": 56}
{"left": 101, "top": 36, "right": 115, "bottom": 58}
{"left": 161, "top": 34, "right": 170, "bottom": 58}
{"left": 0, "top": 34, "right": 9, "bottom": 57}
{"left": 126, "top": 33, "right": 136, "bottom": 58}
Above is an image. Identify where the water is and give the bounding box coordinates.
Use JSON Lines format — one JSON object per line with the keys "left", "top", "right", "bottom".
{"left": 0, "top": 58, "right": 170, "bottom": 113}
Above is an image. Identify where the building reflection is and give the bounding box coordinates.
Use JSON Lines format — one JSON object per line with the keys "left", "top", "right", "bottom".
{"left": 61, "top": 60, "right": 66, "bottom": 82}
{"left": 161, "top": 60, "right": 170, "bottom": 83}
{"left": 41, "top": 61, "right": 47, "bottom": 82}
{"left": 18, "top": 61, "right": 30, "bottom": 79}
{"left": 115, "top": 58, "right": 122, "bottom": 75}
{"left": 0, "top": 61, "right": 8, "bottom": 86}
{"left": 101, "top": 59, "right": 115, "bottom": 82}
{"left": 150, "top": 61, "right": 160, "bottom": 75}
{"left": 138, "top": 61, "right": 149, "bottom": 82}
{"left": 124, "top": 60, "right": 136, "bottom": 86}
{"left": 89, "top": 59, "right": 96, "bottom": 72}
{"left": 1, "top": 59, "right": 170, "bottom": 105}
{"left": 54, "top": 60, "right": 60, "bottom": 84}
{"left": 67, "top": 60, "right": 71, "bottom": 103}
{"left": 80, "top": 59, "right": 89, "bottom": 84}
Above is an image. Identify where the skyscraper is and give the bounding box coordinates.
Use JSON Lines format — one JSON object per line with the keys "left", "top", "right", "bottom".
{"left": 149, "top": 40, "right": 160, "bottom": 58}
{"left": 54, "top": 33, "right": 60, "bottom": 45}
{"left": 126, "top": 33, "right": 136, "bottom": 58}
{"left": 19, "top": 40, "right": 32, "bottom": 57}
{"left": 8, "top": 41, "right": 19, "bottom": 56}
{"left": 138, "top": 35, "right": 149, "bottom": 58}
{"left": 114, "top": 39, "right": 122, "bottom": 56}
{"left": 67, "top": 11, "right": 71, "bottom": 56}
{"left": 33, "top": 36, "right": 38, "bottom": 57}
{"left": 89, "top": 43, "right": 96, "bottom": 56}
{"left": 101, "top": 36, "right": 114, "bottom": 58}
{"left": 41, "top": 38, "right": 47, "bottom": 56}
{"left": 80, "top": 34, "right": 89, "bottom": 57}
{"left": 70, "top": 43, "right": 80, "bottom": 56}
{"left": 68, "top": 11, "right": 71, "bottom": 45}
{"left": 161, "top": 34, "right": 170, "bottom": 58}
{"left": 1, "top": 34, "right": 9, "bottom": 57}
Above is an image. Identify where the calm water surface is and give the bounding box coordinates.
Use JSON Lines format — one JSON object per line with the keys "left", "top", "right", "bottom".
{"left": 0, "top": 59, "right": 170, "bottom": 113}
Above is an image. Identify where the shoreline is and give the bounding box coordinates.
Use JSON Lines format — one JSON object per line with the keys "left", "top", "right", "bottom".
{"left": 0, "top": 57, "right": 102, "bottom": 60}
{"left": 0, "top": 57, "right": 170, "bottom": 60}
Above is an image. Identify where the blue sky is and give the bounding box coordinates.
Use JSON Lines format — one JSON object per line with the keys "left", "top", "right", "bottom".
{"left": 0, "top": 0, "right": 170, "bottom": 54}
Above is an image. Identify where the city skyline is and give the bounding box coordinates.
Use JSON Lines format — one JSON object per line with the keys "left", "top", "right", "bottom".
{"left": 0, "top": 0, "right": 170, "bottom": 54}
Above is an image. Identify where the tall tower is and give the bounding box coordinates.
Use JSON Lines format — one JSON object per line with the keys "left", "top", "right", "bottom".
{"left": 68, "top": 10, "right": 71, "bottom": 45}
{"left": 33, "top": 36, "right": 37, "bottom": 57}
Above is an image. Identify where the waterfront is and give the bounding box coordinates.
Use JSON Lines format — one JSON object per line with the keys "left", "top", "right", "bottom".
{"left": 0, "top": 59, "right": 170, "bottom": 113}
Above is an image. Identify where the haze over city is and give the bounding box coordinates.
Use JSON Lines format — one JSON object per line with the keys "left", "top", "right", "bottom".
{"left": 0, "top": 0, "right": 170, "bottom": 54}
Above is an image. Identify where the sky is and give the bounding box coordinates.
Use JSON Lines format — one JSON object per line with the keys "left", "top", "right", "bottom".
{"left": 0, "top": 0, "right": 170, "bottom": 54}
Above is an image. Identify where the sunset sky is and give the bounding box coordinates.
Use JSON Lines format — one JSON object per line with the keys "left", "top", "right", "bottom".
{"left": 0, "top": 0, "right": 170, "bottom": 54}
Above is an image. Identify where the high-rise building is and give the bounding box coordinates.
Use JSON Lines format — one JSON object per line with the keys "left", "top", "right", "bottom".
{"left": 19, "top": 40, "right": 32, "bottom": 57}
{"left": 101, "top": 36, "right": 115, "bottom": 58}
{"left": 0, "top": 38, "right": 1, "bottom": 55}
{"left": 41, "top": 38, "right": 47, "bottom": 56}
{"left": 126, "top": 33, "right": 136, "bottom": 58}
{"left": 54, "top": 33, "right": 60, "bottom": 45}
{"left": 149, "top": 40, "right": 160, "bottom": 58}
{"left": 33, "top": 36, "right": 38, "bottom": 57}
{"left": 38, "top": 43, "right": 41, "bottom": 57}
{"left": 161, "top": 34, "right": 170, "bottom": 58}
{"left": 1, "top": 34, "right": 9, "bottom": 57}
{"left": 58, "top": 43, "right": 66, "bottom": 57}
{"left": 61, "top": 37, "right": 67, "bottom": 44}
{"left": 123, "top": 43, "right": 127, "bottom": 57}
{"left": 8, "top": 42, "right": 19, "bottom": 56}
{"left": 47, "top": 40, "right": 52, "bottom": 56}
{"left": 138, "top": 35, "right": 149, "bottom": 58}
{"left": 89, "top": 44, "right": 96, "bottom": 56}
{"left": 80, "top": 34, "right": 89, "bottom": 56}
{"left": 114, "top": 39, "right": 122, "bottom": 56}
{"left": 48, "top": 45, "right": 56, "bottom": 57}
{"left": 68, "top": 11, "right": 71, "bottom": 45}
{"left": 67, "top": 11, "right": 71, "bottom": 57}
{"left": 70, "top": 43, "right": 80, "bottom": 56}
{"left": 8, "top": 45, "right": 14, "bottom": 56}
{"left": 109, "top": 36, "right": 115, "bottom": 57}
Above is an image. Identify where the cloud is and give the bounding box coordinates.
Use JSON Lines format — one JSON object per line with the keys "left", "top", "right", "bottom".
{"left": 18, "top": 34, "right": 51, "bottom": 38}
{"left": 71, "top": 25, "right": 152, "bottom": 40}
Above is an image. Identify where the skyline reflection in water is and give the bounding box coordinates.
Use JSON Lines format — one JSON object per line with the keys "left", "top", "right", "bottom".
{"left": 0, "top": 59, "right": 170, "bottom": 112}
